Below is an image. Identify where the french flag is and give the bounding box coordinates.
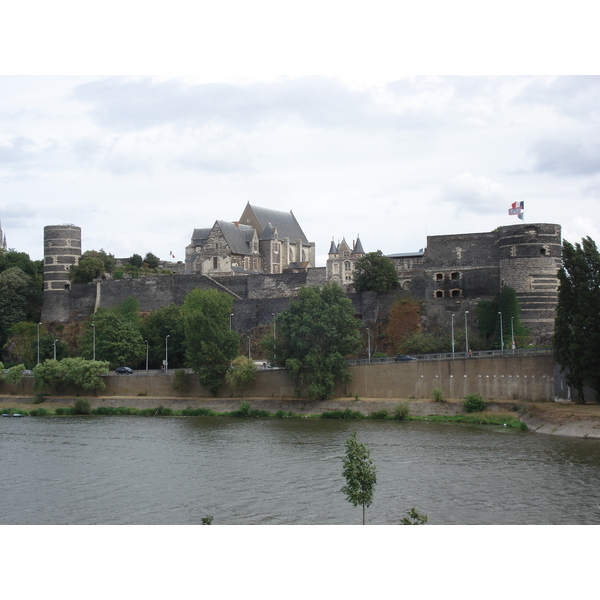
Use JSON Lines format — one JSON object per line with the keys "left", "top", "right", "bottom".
{"left": 508, "top": 201, "right": 524, "bottom": 220}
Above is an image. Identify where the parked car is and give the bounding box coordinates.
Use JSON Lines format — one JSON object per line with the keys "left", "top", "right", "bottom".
{"left": 115, "top": 366, "right": 134, "bottom": 374}
{"left": 395, "top": 354, "right": 417, "bottom": 362}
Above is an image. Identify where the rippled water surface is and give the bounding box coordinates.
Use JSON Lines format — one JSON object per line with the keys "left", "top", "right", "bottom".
{"left": 1, "top": 415, "right": 599, "bottom": 524}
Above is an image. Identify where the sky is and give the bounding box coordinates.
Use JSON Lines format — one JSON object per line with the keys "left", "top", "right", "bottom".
{"left": 2, "top": 3, "right": 599, "bottom": 268}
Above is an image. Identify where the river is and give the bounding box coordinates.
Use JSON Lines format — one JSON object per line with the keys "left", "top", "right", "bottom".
{"left": 1, "top": 415, "right": 599, "bottom": 525}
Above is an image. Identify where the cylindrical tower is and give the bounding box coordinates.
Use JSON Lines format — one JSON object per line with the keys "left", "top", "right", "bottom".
{"left": 41, "top": 225, "right": 81, "bottom": 322}
{"left": 498, "top": 223, "right": 561, "bottom": 343}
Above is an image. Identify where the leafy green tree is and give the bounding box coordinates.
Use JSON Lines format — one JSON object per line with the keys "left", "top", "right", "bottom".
{"left": 341, "top": 432, "right": 377, "bottom": 525}
{"left": 225, "top": 356, "right": 258, "bottom": 397}
{"left": 353, "top": 250, "right": 399, "bottom": 292}
{"left": 33, "top": 359, "right": 64, "bottom": 392}
{"left": 61, "top": 357, "right": 109, "bottom": 395}
{"left": 87, "top": 310, "right": 145, "bottom": 367}
{"left": 0, "top": 266, "right": 42, "bottom": 347}
{"left": 144, "top": 252, "right": 160, "bottom": 269}
{"left": 476, "top": 287, "right": 529, "bottom": 349}
{"left": 6, "top": 364, "right": 26, "bottom": 387}
{"left": 69, "top": 256, "right": 105, "bottom": 283}
{"left": 129, "top": 253, "right": 144, "bottom": 268}
{"left": 273, "top": 283, "right": 361, "bottom": 400}
{"left": 69, "top": 249, "right": 116, "bottom": 283}
{"left": 555, "top": 237, "right": 600, "bottom": 403}
{"left": 183, "top": 289, "right": 240, "bottom": 395}
{"left": 140, "top": 304, "right": 185, "bottom": 369}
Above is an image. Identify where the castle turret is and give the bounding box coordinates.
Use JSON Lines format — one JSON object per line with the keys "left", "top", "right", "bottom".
{"left": 41, "top": 224, "right": 81, "bottom": 322}
{"left": 497, "top": 223, "right": 561, "bottom": 342}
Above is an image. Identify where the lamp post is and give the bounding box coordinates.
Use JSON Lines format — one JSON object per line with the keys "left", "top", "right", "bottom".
{"left": 53, "top": 339, "right": 58, "bottom": 360}
{"left": 451, "top": 314, "right": 455, "bottom": 359}
{"left": 498, "top": 311, "right": 504, "bottom": 352}
{"left": 247, "top": 335, "right": 251, "bottom": 360}
{"left": 511, "top": 316, "right": 515, "bottom": 350}
{"left": 37, "top": 322, "right": 42, "bottom": 365}
{"left": 144, "top": 339, "right": 149, "bottom": 372}
{"left": 230, "top": 313, "right": 234, "bottom": 330}
{"left": 272, "top": 313, "right": 276, "bottom": 364}
{"left": 465, "top": 311, "right": 469, "bottom": 356}
{"left": 165, "top": 334, "right": 170, "bottom": 375}
{"left": 366, "top": 327, "right": 371, "bottom": 362}
{"left": 92, "top": 323, "right": 96, "bottom": 361}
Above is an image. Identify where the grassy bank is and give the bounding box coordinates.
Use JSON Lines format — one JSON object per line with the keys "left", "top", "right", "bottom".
{"left": 1, "top": 399, "right": 527, "bottom": 429}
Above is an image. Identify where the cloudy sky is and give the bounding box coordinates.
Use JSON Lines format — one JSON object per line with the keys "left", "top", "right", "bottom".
{"left": 2, "top": 4, "right": 599, "bottom": 267}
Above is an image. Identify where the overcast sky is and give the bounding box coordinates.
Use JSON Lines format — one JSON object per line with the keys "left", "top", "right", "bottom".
{"left": 2, "top": 5, "right": 599, "bottom": 267}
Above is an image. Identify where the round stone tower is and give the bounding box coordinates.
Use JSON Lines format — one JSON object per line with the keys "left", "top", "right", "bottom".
{"left": 41, "top": 224, "right": 82, "bottom": 322}
{"left": 497, "top": 223, "right": 561, "bottom": 343}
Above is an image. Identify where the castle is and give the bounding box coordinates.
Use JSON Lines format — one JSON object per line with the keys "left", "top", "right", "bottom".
{"left": 185, "top": 203, "right": 315, "bottom": 275}
{"left": 40, "top": 209, "right": 562, "bottom": 344}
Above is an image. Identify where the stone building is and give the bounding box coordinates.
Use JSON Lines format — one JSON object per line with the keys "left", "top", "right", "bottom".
{"left": 326, "top": 236, "right": 365, "bottom": 288}
{"left": 185, "top": 203, "right": 315, "bottom": 275}
{"left": 388, "top": 223, "right": 562, "bottom": 342}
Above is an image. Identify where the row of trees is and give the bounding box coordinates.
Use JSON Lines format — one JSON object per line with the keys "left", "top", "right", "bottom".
{"left": 554, "top": 237, "right": 600, "bottom": 403}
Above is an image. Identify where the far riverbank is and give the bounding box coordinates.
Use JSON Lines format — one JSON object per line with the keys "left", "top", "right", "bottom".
{"left": 2, "top": 395, "right": 600, "bottom": 440}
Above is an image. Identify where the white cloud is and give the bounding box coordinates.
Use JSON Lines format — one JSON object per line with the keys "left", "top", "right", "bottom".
{"left": 436, "top": 173, "right": 506, "bottom": 214}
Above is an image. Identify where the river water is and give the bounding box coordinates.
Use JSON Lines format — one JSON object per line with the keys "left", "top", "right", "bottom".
{"left": 1, "top": 415, "right": 599, "bottom": 525}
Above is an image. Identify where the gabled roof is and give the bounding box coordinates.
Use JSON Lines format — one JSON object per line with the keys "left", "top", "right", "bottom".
{"left": 240, "top": 203, "right": 309, "bottom": 245}
{"left": 191, "top": 228, "right": 212, "bottom": 246}
{"left": 216, "top": 220, "right": 255, "bottom": 256}
{"left": 259, "top": 222, "right": 278, "bottom": 241}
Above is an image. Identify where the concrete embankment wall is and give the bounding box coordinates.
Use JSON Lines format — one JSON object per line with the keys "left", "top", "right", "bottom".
{"left": 1, "top": 355, "right": 556, "bottom": 402}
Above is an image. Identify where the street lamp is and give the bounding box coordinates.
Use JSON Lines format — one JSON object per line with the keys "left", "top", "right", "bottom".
{"left": 366, "top": 327, "right": 371, "bottom": 362}
{"left": 165, "top": 334, "right": 170, "bottom": 375}
{"left": 230, "top": 313, "right": 234, "bottom": 330}
{"left": 272, "top": 313, "right": 276, "bottom": 364}
{"left": 144, "top": 339, "right": 149, "bottom": 372}
{"left": 511, "top": 316, "right": 515, "bottom": 350}
{"left": 92, "top": 323, "right": 96, "bottom": 361}
{"left": 247, "top": 335, "right": 251, "bottom": 360}
{"left": 451, "top": 314, "right": 455, "bottom": 358}
{"left": 465, "top": 311, "right": 469, "bottom": 356}
{"left": 498, "top": 311, "right": 504, "bottom": 352}
{"left": 53, "top": 339, "right": 58, "bottom": 360}
{"left": 37, "top": 322, "right": 42, "bottom": 365}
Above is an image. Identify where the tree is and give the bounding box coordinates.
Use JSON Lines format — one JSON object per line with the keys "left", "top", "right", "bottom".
{"left": 353, "top": 250, "right": 399, "bottom": 292}
{"left": 477, "top": 287, "right": 529, "bottom": 349}
{"left": 144, "top": 252, "right": 160, "bottom": 269}
{"left": 0, "top": 266, "right": 42, "bottom": 347}
{"left": 61, "top": 357, "right": 109, "bottom": 395}
{"left": 129, "top": 253, "right": 143, "bottom": 268}
{"left": 69, "top": 256, "right": 105, "bottom": 283}
{"left": 6, "top": 364, "right": 26, "bottom": 387}
{"left": 555, "top": 237, "right": 600, "bottom": 403}
{"left": 140, "top": 304, "right": 185, "bottom": 369}
{"left": 33, "top": 359, "right": 64, "bottom": 392}
{"left": 273, "top": 283, "right": 361, "bottom": 400}
{"left": 183, "top": 289, "right": 240, "bottom": 396}
{"left": 225, "top": 356, "right": 258, "bottom": 397}
{"left": 385, "top": 296, "right": 422, "bottom": 351}
{"left": 341, "top": 432, "right": 377, "bottom": 525}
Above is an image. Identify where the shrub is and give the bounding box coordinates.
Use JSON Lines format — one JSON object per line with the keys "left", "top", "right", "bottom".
{"left": 73, "top": 398, "right": 92, "bottom": 415}
{"left": 172, "top": 369, "right": 191, "bottom": 394}
{"left": 180, "top": 408, "right": 215, "bottom": 417}
{"left": 34, "top": 394, "right": 47, "bottom": 404}
{"left": 393, "top": 402, "right": 410, "bottom": 420}
{"left": 463, "top": 393, "right": 486, "bottom": 413}
{"left": 115, "top": 406, "right": 139, "bottom": 415}
{"left": 29, "top": 407, "right": 50, "bottom": 416}
{"left": 320, "top": 409, "right": 364, "bottom": 419}
{"left": 368, "top": 409, "right": 389, "bottom": 420}
{"left": 432, "top": 388, "right": 445, "bottom": 402}
{"left": 93, "top": 406, "right": 117, "bottom": 415}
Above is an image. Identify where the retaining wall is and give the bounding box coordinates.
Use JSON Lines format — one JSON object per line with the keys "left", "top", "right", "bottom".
{"left": 1, "top": 355, "right": 557, "bottom": 402}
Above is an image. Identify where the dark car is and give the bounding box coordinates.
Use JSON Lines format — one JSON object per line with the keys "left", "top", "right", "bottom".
{"left": 115, "top": 366, "right": 134, "bottom": 374}
{"left": 395, "top": 354, "right": 417, "bottom": 362}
